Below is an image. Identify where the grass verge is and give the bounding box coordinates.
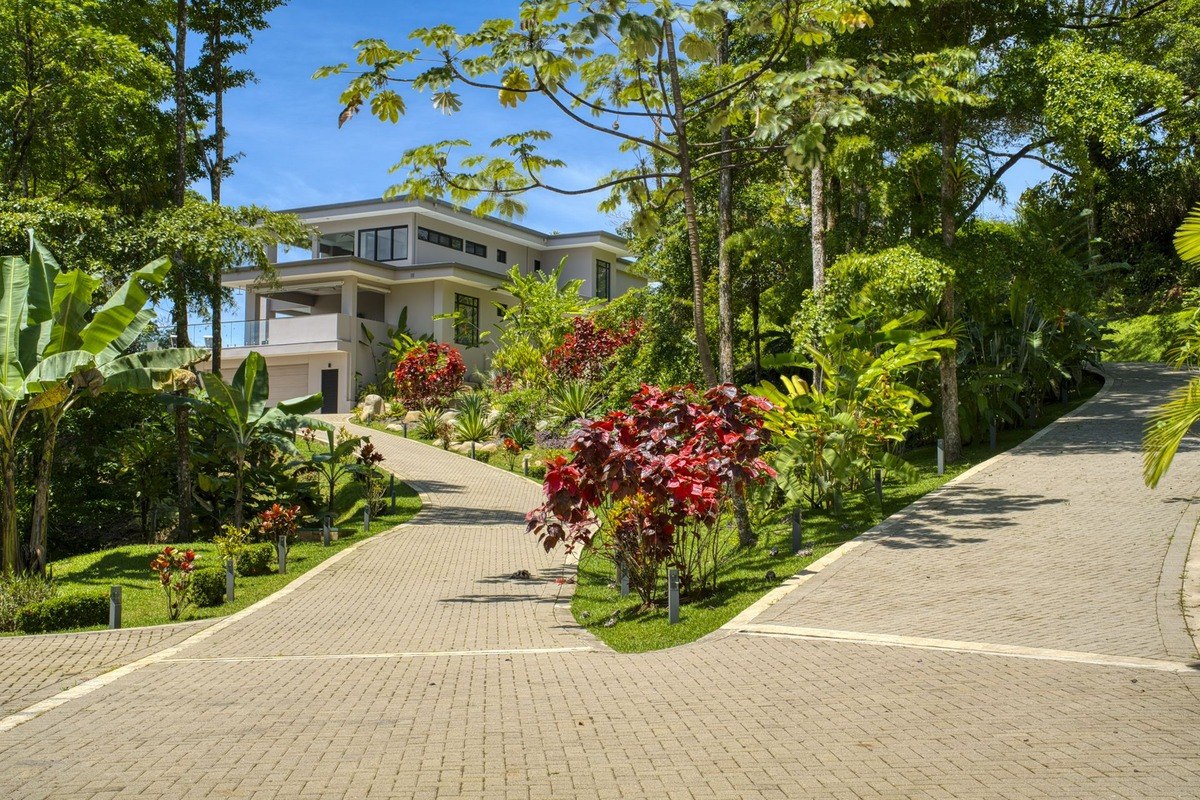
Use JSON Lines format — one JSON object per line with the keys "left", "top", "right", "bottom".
{"left": 18, "top": 473, "right": 420, "bottom": 634}
{"left": 573, "top": 380, "right": 1102, "bottom": 653}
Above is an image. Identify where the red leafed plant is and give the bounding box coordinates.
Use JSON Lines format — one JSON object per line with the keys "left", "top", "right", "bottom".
{"left": 526, "top": 384, "right": 774, "bottom": 607}
{"left": 544, "top": 317, "right": 641, "bottom": 383}
{"left": 256, "top": 504, "right": 301, "bottom": 543}
{"left": 150, "top": 546, "right": 198, "bottom": 620}
{"left": 393, "top": 342, "right": 465, "bottom": 408}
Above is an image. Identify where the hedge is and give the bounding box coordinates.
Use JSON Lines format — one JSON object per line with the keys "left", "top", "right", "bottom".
{"left": 236, "top": 543, "right": 276, "bottom": 577}
{"left": 16, "top": 592, "right": 107, "bottom": 634}
{"left": 191, "top": 569, "right": 226, "bottom": 607}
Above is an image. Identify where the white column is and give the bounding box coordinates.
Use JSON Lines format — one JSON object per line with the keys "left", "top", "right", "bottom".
{"left": 340, "top": 278, "right": 358, "bottom": 404}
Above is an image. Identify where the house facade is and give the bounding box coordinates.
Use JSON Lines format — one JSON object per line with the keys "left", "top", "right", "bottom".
{"left": 208, "top": 197, "right": 641, "bottom": 413}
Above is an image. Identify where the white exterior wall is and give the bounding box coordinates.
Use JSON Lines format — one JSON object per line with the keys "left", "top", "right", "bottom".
{"left": 220, "top": 351, "right": 352, "bottom": 412}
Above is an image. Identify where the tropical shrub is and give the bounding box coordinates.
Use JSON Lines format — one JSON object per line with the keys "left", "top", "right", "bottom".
{"left": 213, "top": 525, "right": 252, "bottom": 568}
{"left": 491, "top": 262, "right": 599, "bottom": 384}
{"left": 757, "top": 311, "right": 951, "bottom": 511}
{"left": 527, "top": 384, "right": 774, "bottom": 607}
{"left": 393, "top": 341, "right": 465, "bottom": 407}
{"left": 454, "top": 401, "right": 494, "bottom": 445}
{"left": 544, "top": 317, "right": 641, "bottom": 382}
{"left": 149, "top": 546, "right": 198, "bottom": 621}
{"left": 236, "top": 543, "right": 275, "bottom": 577}
{"left": 0, "top": 573, "right": 56, "bottom": 632}
{"left": 255, "top": 504, "right": 301, "bottom": 544}
{"left": 191, "top": 569, "right": 226, "bottom": 607}
{"left": 295, "top": 426, "right": 366, "bottom": 515}
{"left": 504, "top": 422, "right": 536, "bottom": 451}
{"left": 15, "top": 592, "right": 107, "bottom": 633}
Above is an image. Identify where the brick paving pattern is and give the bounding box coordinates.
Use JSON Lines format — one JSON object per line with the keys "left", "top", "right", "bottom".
{"left": 0, "top": 363, "right": 1197, "bottom": 799}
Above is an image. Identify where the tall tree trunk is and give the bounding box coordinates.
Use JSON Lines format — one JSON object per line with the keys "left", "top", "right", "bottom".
{"left": 663, "top": 20, "right": 717, "bottom": 386}
{"left": 27, "top": 409, "right": 63, "bottom": 576}
{"left": 810, "top": 155, "right": 827, "bottom": 392}
{"left": 173, "top": 0, "right": 194, "bottom": 537}
{"left": 751, "top": 270, "right": 761, "bottom": 384}
{"left": 209, "top": 8, "right": 224, "bottom": 376}
{"left": 714, "top": 14, "right": 753, "bottom": 547}
{"left": 0, "top": 426, "right": 17, "bottom": 575}
{"left": 939, "top": 116, "right": 963, "bottom": 464}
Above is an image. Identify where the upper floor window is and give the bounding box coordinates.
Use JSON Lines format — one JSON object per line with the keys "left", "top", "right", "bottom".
{"left": 465, "top": 240, "right": 487, "bottom": 257}
{"left": 358, "top": 226, "right": 408, "bottom": 262}
{"left": 497, "top": 249, "right": 507, "bottom": 264}
{"left": 533, "top": 259, "right": 542, "bottom": 272}
{"left": 318, "top": 231, "right": 354, "bottom": 258}
{"left": 595, "top": 259, "right": 612, "bottom": 300}
{"left": 454, "top": 293, "right": 480, "bottom": 347}
{"left": 418, "top": 226, "right": 463, "bottom": 251}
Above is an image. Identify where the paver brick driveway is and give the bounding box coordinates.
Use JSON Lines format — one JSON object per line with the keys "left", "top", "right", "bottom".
{"left": 1, "top": 363, "right": 1198, "bottom": 799}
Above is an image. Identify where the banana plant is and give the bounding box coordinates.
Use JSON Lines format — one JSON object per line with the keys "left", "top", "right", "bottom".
{"left": 1, "top": 232, "right": 206, "bottom": 574}
{"left": 174, "top": 351, "right": 322, "bottom": 528}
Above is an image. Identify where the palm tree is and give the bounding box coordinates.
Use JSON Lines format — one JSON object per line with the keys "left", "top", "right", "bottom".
{"left": 1143, "top": 204, "right": 1200, "bottom": 488}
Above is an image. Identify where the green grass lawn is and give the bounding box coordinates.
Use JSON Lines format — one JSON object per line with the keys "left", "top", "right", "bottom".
{"left": 1104, "top": 310, "right": 1192, "bottom": 362}
{"left": 27, "top": 472, "right": 421, "bottom": 634}
{"left": 573, "top": 381, "right": 1102, "bottom": 653}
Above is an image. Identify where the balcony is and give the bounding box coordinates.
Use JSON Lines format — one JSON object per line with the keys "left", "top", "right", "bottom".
{"left": 184, "top": 313, "right": 357, "bottom": 352}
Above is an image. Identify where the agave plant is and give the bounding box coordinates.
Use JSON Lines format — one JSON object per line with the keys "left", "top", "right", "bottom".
{"left": 504, "top": 421, "right": 536, "bottom": 451}
{"left": 548, "top": 381, "right": 597, "bottom": 425}
{"left": 454, "top": 402, "right": 494, "bottom": 445}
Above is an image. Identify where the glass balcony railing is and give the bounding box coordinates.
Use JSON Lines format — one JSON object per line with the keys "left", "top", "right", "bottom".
{"left": 175, "top": 314, "right": 355, "bottom": 349}
{"left": 184, "top": 319, "right": 267, "bottom": 348}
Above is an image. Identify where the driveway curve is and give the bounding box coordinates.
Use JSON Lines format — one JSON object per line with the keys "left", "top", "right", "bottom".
{"left": 1, "top": 362, "right": 1198, "bottom": 799}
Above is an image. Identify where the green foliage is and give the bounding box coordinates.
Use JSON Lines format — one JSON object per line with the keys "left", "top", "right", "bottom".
{"left": 294, "top": 426, "right": 367, "bottom": 514}
{"left": 1177, "top": 205, "right": 1200, "bottom": 266}
{"left": 190, "top": 568, "right": 226, "bottom": 607}
{"left": 491, "top": 262, "right": 597, "bottom": 385}
{"left": 548, "top": 381, "right": 597, "bottom": 425}
{"left": 453, "top": 394, "right": 494, "bottom": 445}
{"left": 213, "top": 524, "right": 252, "bottom": 565}
{"left": 0, "top": 572, "right": 55, "bottom": 631}
{"left": 415, "top": 407, "right": 450, "bottom": 443}
{"left": 15, "top": 591, "right": 106, "bottom": 633}
{"left": 235, "top": 543, "right": 275, "bottom": 578}
{"left": 757, "top": 311, "right": 952, "bottom": 510}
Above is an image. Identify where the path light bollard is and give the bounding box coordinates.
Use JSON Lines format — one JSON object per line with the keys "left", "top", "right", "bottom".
{"left": 523, "top": 454, "right": 531, "bottom": 477}
{"left": 402, "top": 422, "right": 408, "bottom": 438}
{"left": 363, "top": 504, "right": 371, "bottom": 532}
{"left": 277, "top": 535, "right": 287, "bottom": 574}
{"left": 108, "top": 585, "right": 122, "bottom": 630}
{"left": 791, "top": 508, "right": 803, "bottom": 553}
{"left": 989, "top": 418, "right": 998, "bottom": 451}
{"left": 225, "top": 558, "right": 235, "bottom": 603}
{"left": 617, "top": 557, "right": 630, "bottom": 597}
{"left": 936, "top": 438, "right": 945, "bottom": 476}
{"left": 390, "top": 473, "right": 396, "bottom": 514}
{"left": 322, "top": 514, "right": 331, "bottom": 547}
{"left": 470, "top": 441, "right": 476, "bottom": 460}
{"left": 874, "top": 469, "right": 884, "bottom": 507}
{"left": 667, "top": 568, "right": 680, "bottom": 625}
{"left": 1060, "top": 380, "right": 1069, "bottom": 405}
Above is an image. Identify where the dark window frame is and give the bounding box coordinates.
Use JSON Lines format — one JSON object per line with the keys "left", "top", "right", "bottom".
{"left": 465, "top": 240, "right": 487, "bottom": 257}
{"left": 357, "top": 225, "right": 408, "bottom": 262}
{"left": 317, "top": 231, "right": 355, "bottom": 258}
{"left": 417, "top": 226, "right": 464, "bottom": 252}
{"left": 496, "top": 249, "right": 507, "bottom": 264}
{"left": 454, "top": 293, "right": 481, "bottom": 347}
{"left": 595, "top": 259, "right": 612, "bottom": 300}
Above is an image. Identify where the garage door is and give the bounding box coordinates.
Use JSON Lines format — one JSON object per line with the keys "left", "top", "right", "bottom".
{"left": 268, "top": 364, "right": 310, "bottom": 406}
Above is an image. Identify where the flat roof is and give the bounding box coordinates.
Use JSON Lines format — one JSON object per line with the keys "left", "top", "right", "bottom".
{"left": 279, "top": 196, "right": 630, "bottom": 256}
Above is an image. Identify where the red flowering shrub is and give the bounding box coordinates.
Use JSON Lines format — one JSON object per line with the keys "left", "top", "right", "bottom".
{"left": 255, "top": 504, "right": 300, "bottom": 543}
{"left": 544, "top": 317, "right": 641, "bottom": 382}
{"left": 526, "top": 384, "right": 774, "bottom": 606}
{"left": 393, "top": 342, "right": 465, "bottom": 408}
{"left": 150, "top": 546, "right": 198, "bottom": 620}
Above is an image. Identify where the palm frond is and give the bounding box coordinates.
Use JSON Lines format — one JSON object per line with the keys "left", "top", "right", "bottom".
{"left": 1175, "top": 204, "right": 1200, "bottom": 266}
{"left": 1143, "top": 377, "right": 1200, "bottom": 488}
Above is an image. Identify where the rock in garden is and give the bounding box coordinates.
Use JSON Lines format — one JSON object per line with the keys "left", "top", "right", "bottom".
{"left": 361, "top": 394, "right": 385, "bottom": 417}
{"left": 765, "top": 570, "right": 777, "bottom": 581}
{"left": 438, "top": 410, "right": 458, "bottom": 425}
{"left": 769, "top": 547, "right": 779, "bottom": 557}
{"left": 403, "top": 410, "right": 423, "bottom": 424}
{"left": 602, "top": 617, "right": 617, "bottom": 628}
{"left": 385, "top": 423, "right": 403, "bottom": 432}
{"left": 512, "top": 569, "right": 532, "bottom": 580}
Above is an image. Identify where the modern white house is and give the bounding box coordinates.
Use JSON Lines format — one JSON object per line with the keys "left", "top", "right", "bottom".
{"left": 203, "top": 197, "right": 642, "bottom": 413}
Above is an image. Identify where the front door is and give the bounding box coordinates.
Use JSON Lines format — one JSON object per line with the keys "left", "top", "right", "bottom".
{"left": 320, "top": 369, "right": 338, "bottom": 414}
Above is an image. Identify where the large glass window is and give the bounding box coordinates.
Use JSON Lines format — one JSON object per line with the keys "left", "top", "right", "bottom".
{"left": 317, "top": 231, "right": 354, "bottom": 258}
{"left": 454, "top": 293, "right": 480, "bottom": 347}
{"left": 417, "top": 226, "right": 463, "bottom": 251}
{"left": 595, "top": 259, "right": 612, "bottom": 300}
{"left": 358, "top": 226, "right": 408, "bottom": 262}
